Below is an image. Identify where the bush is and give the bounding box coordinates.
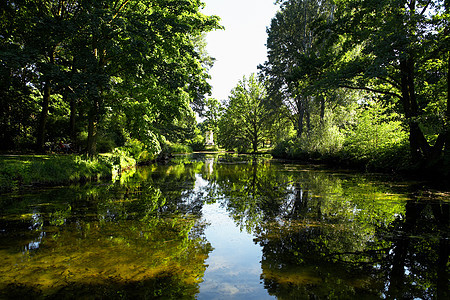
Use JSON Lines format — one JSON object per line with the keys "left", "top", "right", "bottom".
{"left": 188, "top": 134, "right": 206, "bottom": 151}
{"left": 301, "top": 124, "right": 345, "bottom": 157}
{"left": 205, "top": 145, "right": 219, "bottom": 151}
{"left": 272, "top": 138, "right": 295, "bottom": 158}
{"left": 113, "top": 137, "right": 161, "bottom": 165}
{"left": 167, "top": 143, "right": 193, "bottom": 154}
{"left": 271, "top": 101, "right": 411, "bottom": 172}
{"left": 340, "top": 101, "right": 410, "bottom": 170}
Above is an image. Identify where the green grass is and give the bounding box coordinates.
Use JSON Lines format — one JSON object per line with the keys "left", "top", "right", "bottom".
{"left": 165, "top": 143, "right": 193, "bottom": 154}
{"left": 0, "top": 154, "right": 115, "bottom": 193}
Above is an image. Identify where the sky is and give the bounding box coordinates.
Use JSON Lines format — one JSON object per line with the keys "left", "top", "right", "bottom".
{"left": 201, "top": 0, "right": 279, "bottom": 101}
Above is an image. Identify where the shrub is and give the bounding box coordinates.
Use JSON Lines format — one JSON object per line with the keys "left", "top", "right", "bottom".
{"left": 188, "top": 134, "right": 206, "bottom": 151}
{"left": 341, "top": 101, "right": 410, "bottom": 170}
{"left": 114, "top": 137, "right": 161, "bottom": 165}
{"left": 272, "top": 138, "right": 295, "bottom": 158}
{"left": 167, "top": 143, "right": 193, "bottom": 154}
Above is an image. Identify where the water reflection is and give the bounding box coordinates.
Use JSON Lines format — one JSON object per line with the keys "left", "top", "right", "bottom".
{"left": 0, "top": 163, "right": 212, "bottom": 298}
{"left": 0, "top": 154, "right": 448, "bottom": 299}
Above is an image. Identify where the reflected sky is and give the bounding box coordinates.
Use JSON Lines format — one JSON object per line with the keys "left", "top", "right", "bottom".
{"left": 194, "top": 173, "right": 274, "bottom": 299}
{"left": 199, "top": 202, "right": 274, "bottom": 299}
{"left": 0, "top": 155, "right": 448, "bottom": 299}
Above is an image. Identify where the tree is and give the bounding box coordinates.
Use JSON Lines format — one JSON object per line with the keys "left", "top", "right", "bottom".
{"left": 0, "top": 1, "right": 79, "bottom": 151}
{"left": 202, "top": 97, "right": 222, "bottom": 135}
{"left": 0, "top": 0, "right": 221, "bottom": 155}
{"left": 322, "top": 0, "right": 450, "bottom": 163}
{"left": 260, "top": 0, "right": 336, "bottom": 138}
{"left": 218, "top": 74, "right": 271, "bottom": 153}
{"left": 69, "top": 0, "right": 220, "bottom": 156}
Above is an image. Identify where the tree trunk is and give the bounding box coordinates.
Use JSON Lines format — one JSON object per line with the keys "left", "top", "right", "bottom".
{"left": 399, "top": 58, "right": 431, "bottom": 161}
{"left": 320, "top": 94, "right": 325, "bottom": 124}
{"left": 252, "top": 123, "right": 258, "bottom": 153}
{"left": 306, "top": 98, "right": 311, "bottom": 134}
{"left": 36, "top": 81, "right": 51, "bottom": 152}
{"left": 36, "top": 48, "right": 55, "bottom": 152}
{"left": 69, "top": 95, "right": 76, "bottom": 144}
{"left": 297, "top": 95, "right": 304, "bottom": 138}
{"left": 87, "top": 99, "right": 99, "bottom": 157}
{"left": 69, "top": 59, "right": 77, "bottom": 145}
{"left": 445, "top": 51, "right": 450, "bottom": 155}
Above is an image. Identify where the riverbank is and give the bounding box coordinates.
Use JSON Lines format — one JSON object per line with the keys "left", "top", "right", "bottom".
{"left": 0, "top": 153, "right": 135, "bottom": 193}
{"left": 0, "top": 141, "right": 222, "bottom": 193}
{"left": 2, "top": 148, "right": 448, "bottom": 194}
{"left": 271, "top": 148, "right": 450, "bottom": 182}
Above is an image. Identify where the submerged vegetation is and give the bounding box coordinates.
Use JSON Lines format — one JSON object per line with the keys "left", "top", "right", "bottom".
{"left": 0, "top": 154, "right": 448, "bottom": 298}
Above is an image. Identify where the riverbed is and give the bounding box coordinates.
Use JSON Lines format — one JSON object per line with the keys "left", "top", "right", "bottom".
{"left": 0, "top": 153, "right": 448, "bottom": 299}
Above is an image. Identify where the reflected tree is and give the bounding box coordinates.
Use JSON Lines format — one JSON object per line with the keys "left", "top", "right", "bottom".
{"left": 0, "top": 161, "right": 212, "bottom": 298}
{"left": 203, "top": 159, "right": 448, "bottom": 299}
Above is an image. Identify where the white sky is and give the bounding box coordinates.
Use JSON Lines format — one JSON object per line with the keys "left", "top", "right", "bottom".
{"left": 201, "top": 0, "right": 279, "bottom": 101}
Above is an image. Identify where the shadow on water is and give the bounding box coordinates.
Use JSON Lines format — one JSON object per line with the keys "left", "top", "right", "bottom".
{"left": 0, "top": 153, "right": 448, "bottom": 299}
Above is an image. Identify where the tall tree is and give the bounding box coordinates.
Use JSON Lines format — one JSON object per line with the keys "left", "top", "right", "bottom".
{"left": 323, "top": 0, "right": 449, "bottom": 163}
{"left": 0, "top": 1, "right": 79, "bottom": 151}
{"left": 218, "top": 74, "right": 270, "bottom": 153}
{"left": 1, "top": 0, "right": 221, "bottom": 155}
{"left": 202, "top": 97, "right": 222, "bottom": 135}
{"left": 71, "top": 0, "right": 220, "bottom": 156}
{"left": 260, "top": 0, "right": 335, "bottom": 138}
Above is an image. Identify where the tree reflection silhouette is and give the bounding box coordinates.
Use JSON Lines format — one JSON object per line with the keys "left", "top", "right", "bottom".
{"left": 0, "top": 161, "right": 212, "bottom": 299}
{"left": 205, "top": 159, "right": 449, "bottom": 299}
{"left": 0, "top": 156, "right": 448, "bottom": 299}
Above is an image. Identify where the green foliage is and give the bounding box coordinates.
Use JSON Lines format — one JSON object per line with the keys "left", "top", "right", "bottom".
{"left": 205, "top": 144, "right": 219, "bottom": 152}
{"left": 272, "top": 138, "right": 296, "bottom": 158}
{"left": 341, "top": 101, "right": 410, "bottom": 170}
{"left": 0, "top": 155, "right": 113, "bottom": 193}
{"left": 188, "top": 134, "right": 206, "bottom": 152}
{"left": 162, "top": 142, "right": 193, "bottom": 155}
{"left": 201, "top": 97, "right": 222, "bottom": 135}
{"left": 272, "top": 100, "right": 411, "bottom": 171}
{"left": 299, "top": 120, "right": 345, "bottom": 158}
{"left": 261, "top": 0, "right": 336, "bottom": 138}
{"left": 320, "top": 0, "right": 450, "bottom": 162}
{"left": 111, "top": 137, "right": 161, "bottom": 166}
{"left": 0, "top": 0, "right": 222, "bottom": 155}
{"left": 263, "top": 0, "right": 450, "bottom": 171}
{"left": 218, "top": 74, "right": 271, "bottom": 153}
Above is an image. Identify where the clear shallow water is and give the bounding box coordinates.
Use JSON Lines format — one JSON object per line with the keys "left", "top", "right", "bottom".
{"left": 0, "top": 153, "right": 448, "bottom": 299}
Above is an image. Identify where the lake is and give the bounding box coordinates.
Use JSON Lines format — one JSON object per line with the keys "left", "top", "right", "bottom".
{"left": 0, "top": 153, "right": 448, "bottom": 299}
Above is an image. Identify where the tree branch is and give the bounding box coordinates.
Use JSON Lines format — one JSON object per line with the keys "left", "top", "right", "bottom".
{"left": 376, "top": 76, "right": 401, "bottom": 89}
{"left": 419, "top": 0, "right": 432, "bottom": 16}
{"left": 339, "top": 84, "right": 403, "bottom": 100}
{"left": 111, "top": 0, "right": 130, "bottom": 23}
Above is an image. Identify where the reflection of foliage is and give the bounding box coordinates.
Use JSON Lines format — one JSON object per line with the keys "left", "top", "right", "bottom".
{"left": 0, "top": 161, "right": 211, "bottom": 298}
{"left": 0, "top": 217, "right": 211, "bottom": 298}
{"left": 1, "top": 155, "right": 448, "bottom": 298}
{"left": 204, "top": 159, "right": 448, "bottom": 299}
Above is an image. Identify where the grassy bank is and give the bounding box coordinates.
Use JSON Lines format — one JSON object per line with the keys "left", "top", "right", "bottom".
{"left": 0, "top": 153, "right": 136, "bottom": 193}
{"left": 271, "top": 139, "right": 450, "bottom": 180}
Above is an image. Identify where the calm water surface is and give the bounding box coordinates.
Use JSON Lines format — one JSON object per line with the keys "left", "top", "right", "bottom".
{"left": 0, "top": 154, "right": 448, "bottom": 299}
